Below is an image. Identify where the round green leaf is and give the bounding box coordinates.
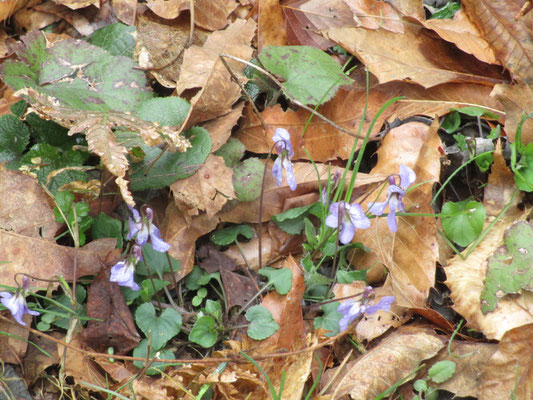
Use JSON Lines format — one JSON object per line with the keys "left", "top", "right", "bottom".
{"left": 189, "top": 315, "right": 218, "bottom": 348}
{"left": 214, "top": 137, "right": 245, "bottom": 167}
{"left": 258, "top": 267, "right": 292, "bottom": 295}
{"left": 245, "top": 305, "right": 280, "bottom": 340}
{"left": 210, "top": 224, "right": 254, "bottom": 246}
{"left": 232, "top": 157, "right": 264, "bottom": 201}
{"left": 135, "top": 302, "right": 182, "bottom": 351}
{"left": 441, "top": 200, "right": 485, "bottom": 247}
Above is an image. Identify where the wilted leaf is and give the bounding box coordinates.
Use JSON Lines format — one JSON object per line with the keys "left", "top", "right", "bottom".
{"left": 322, "top": 326, "right": 445, "bottom": 398}
{"left": 83, "top": 268, "right": 141, "bottom": 354}
{"left": 176, "top": 18, "right": 256, "bottom": 126}
{"left": 0, "top": 168, "right": 60, "bottom": 238}
{"left": 445, "top": 207, "right": 533, "bottom": 340}
{"left": 462, "top": 0, "right": 533, "bottom": 84}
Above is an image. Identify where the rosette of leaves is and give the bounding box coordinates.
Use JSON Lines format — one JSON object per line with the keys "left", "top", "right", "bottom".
{"left": 0, "top": 30, "right": 192, "bottom": 205}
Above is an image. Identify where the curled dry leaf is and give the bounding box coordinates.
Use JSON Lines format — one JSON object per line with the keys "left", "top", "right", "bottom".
{"left": 0, "top": 168, "right": 60, "bottom": 238}
{"left": 479, "top": 324, "right": 533, "bottom": 400}
{"left": 322, "top": 22, "right": 505, "bottom": 88}
{"left": 352, "top": 121, "right": 441, "bottom": 308}
{"left": 176, "top": 18, "right": 256, "bottom": 127}
{"left": 322, "top": 326, "right": 445, "bottom": 399}
{"left": 463, "top": 0, "right": 533, "bottom": 84}
{"left": 491, "top": 83, "right": 533, "bottom": 143}
{"left": 444, "top": 208, "right": 533, "bottom": 340}
{"left": 171, "top": 154, "right": 236, "bottom": 218}
{"left": 415, "top": 8, "right": 498, "bottom": 65}
{"left": 0, "top": 231, "right": 116, "bottom": 288}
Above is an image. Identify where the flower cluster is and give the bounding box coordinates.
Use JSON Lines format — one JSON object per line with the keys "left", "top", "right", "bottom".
{"left": 272, "top": 128, "right": 297, "bottom": 191}
{"left": 368, "top": 165, "right": 416, "bottom": 233}
{"left": 0, "top": 276, "right": 40, "bottom": 326}
{"left": 110, "top": 206, "right": 170, "bottom": 291}
{"left": 337, "top": 286, "right": 395, "bottom": 332}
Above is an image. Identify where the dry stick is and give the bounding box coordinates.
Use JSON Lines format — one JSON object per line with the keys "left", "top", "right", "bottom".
{"left": 219, "top": 53, "right": 365, "bottom": 140}
{"left": 219, "top": 55, "right": 271, "bottom": 272}
{"left": 188, "top": 0, "right": 195, "bottom": 46}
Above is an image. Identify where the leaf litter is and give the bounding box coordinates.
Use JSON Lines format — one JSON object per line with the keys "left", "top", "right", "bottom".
{"left": 0, "top": 1, "right": 532, "bottom": 399}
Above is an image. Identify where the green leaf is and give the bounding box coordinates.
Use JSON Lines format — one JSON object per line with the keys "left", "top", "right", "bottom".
{"left": 232, "top": 157, "right": 263, "bottom": 201}
{"left": 135, "top": 302, "right": 182, "bottom": 351}
{"left": 25, "top": 113, "right": 75, "bottom": 149}
{"left": 428, "top": 360, "right": 456, "bottom": 383}
{"left": 185, "top": 265, "right": 205, "bottom": 290}
{"left": 203, "top": 299, "right": 222, "bottom": 322}
{"left": 480, "top": 221, "right": 533, "bottom": 314}
{"left": 214, "top": 137, "right": 245, "bottom": 167}
{"left": 137, "top": 97, "right": 190, "bottom": 127}
{"left": 451, "top": 106, "right": 499, "bottom": 120}
{"left": 272, "top": 204, "right": 314, "bottom": 222}
{"left": 258, "top": 267, "right": 292, "bottom": 295}
{"left": 487, "top": 124, "right": 501, "bottom": 139}
{"left": 475, "top": 152, "right": 494, "bottom": 172}
{"left": 129, "top": 126, "right": 212, "bottom": 190}
{"left": 210, "top": 224, "right": 254, "bottom": 246}
{"left": 53, "top": 190, "right": 93, "bottom": 245}
{"left": 336, "top": 270, "right": 366, "bottom": 283}
{"left": 441, "top": 111, "right": 460, "bottom": 134}
{"left": 140, "top": 279, "right": 170, "bottom": 303}
{"left": 453, "top": 133, "right": 468, "bottom": 151}
{"left": 258, "top": 46, "right": 353, "bottom": 105}
{"left": 136, "top": 242, "right": 180, "bottom": 277}
{"left": 86, "top": 23, "right": 136, "bottom": 58}
{"left": 0, "top": 114, "right": 30, "bottom": 161}
{"left": 313, "top": 302, "right": 341, "bottom": 337}
{"left": 273, "top": 217, "right": 305, "bottom": 235}
{"left": 1, "top": 31, "right": 152, "bottom": 113}
{"left": 272, "top": 204, "right": 316, "bottom": 235}
{"left": 91, "top": 213, "right": 123, "bottom": 248}
{"left": 441, "top": 200, "right": 486, "bottom": 247}
{"left": 44, "top": 287, "right": 86, "bottom": 330}
{"left": 189, "top": 315, "right": 218, "bottom": 348}
{"left": 10, "top": 100, "right": 27, "bottom": 118}
{"left": 413, "top": 379, "right": 428, "bottom": 393}
{"left": 133, "top": 339, "right": 176, "bottom": 375}
{"left": 430, "top": 1, "right": 460, "bottom": 19}
{"left": 245, "top": 305, "right": 280, "bottom": 340}
{"left": 514, "top": 143, "right": 533, "bottom": 192}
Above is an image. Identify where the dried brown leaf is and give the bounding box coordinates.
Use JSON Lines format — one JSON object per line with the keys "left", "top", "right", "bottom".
{"left": 23, "top": 332, "right": 60, "bottom": 384}
{"left": 194, "top": 0, "right": 238, "bottom": 31}
{"left": 444, "top": 207, "right": 533, "bottom": 340}
{"left": 52, "top": 0, "right": 99, "bottom": 10}
{"left": 479, "top": 324, "right": 533, "bottom": 400}
{"left": 171, "top": 154, "right": 235, "bottom": 218}
{"left": 491, "top": 83, "right": 533, "bottom": 143}
{"left": 463, "top": 0, "right": 533, "bottom": 84}
{"left": 483, "top": 141, "right": 516, "bottom": 216}
{"left": 352, "top": 122, "right": 441, "bottom": 307}
{"left": 202, "top": 102, "right": 244, "bottom": 152}
{"left": 0, "top": 168, "right": 60, "bottom": 238}
{"left": 0, "top": 314, "right": 31, "bottom": 363}
{"left": 417, "top": 8, "right": 498, "bottom": 65}
{"left": 322, "top": 326, "right": 445, "bottom": 398}
{"left": 323, "top": 23, "right": 505, "bottom": 88}
{"left": 58, "top": 336, "right": 108, "bottom": 388}
{"left": 258, "top": 0, "right": 287, "bottom": 50}
{"left": 176, "top": 18, "right": 256, "bottom": 126}
{"left": 145, "top": 0, "right": 189, "bottom": 20}
{"left": 0, "top": 232, "right": 116, "bottom": 288}
{"left": 0, "top": 0, "right": 31, "bottom": 23}
{"left": 112, "top": 0, "right": 137, "bottom": 25}
{"left": 344, "top": 0, "right": 404, "bottom": 33}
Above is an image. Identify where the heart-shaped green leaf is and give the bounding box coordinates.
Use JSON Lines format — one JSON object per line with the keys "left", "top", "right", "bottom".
{"left": 135, "top": 303, "right": 182, "bottom": 351}
{"left": 189, "top": 315, "right": 218, "bottom": 348}
{"left": 258, "top": 267, "right": 292, "bottom": 295}
{"left": 245, "top": 305, "right": 279, "bottom": 340}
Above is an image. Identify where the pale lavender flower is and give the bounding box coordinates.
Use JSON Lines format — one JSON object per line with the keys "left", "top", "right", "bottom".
{"left": 127, "top": 206, "right": 170, "bottom": 252}
{"left": 110, "top": 245, "right": 143, "bottom": 291}
{"left": 325, "top": 201, "right": 370, "bottom": 244}
{"left": 272, "top": 128, "right": 297, "bottom": 191}
{"left": 338, "top": 286, "right": 395, "bottom": 332}
{"left": 368, "top": 165, "right": 416, "bottom": 233}
{"left": 0, "top": 277, "right": 39, "bottom": 326}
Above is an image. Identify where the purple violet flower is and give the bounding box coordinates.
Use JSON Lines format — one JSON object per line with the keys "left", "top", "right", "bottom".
{"left": 368, "top": 165, "right": 416, "bottom": 233}
{"left": 110, "top": 245, "right": 143, "bottom": 291}
{"left": 127, "top": 206, "right": 170, "bottom": 252}
{"left": 272, "top": 128, "right": 297, "bottom": 191}
{"left": 0, "top": 277, "right": 39, "bottom": 326}
{"left": 321, "top": 169, "right": 342, "bottom": 205}
{"left": 337, "top": 286, "right": 395, "bottom": 332}
{"left": 325, "top": 201, "right": 371, "bottom": 244}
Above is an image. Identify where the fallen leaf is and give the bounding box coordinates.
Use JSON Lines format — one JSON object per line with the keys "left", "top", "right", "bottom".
{"left": 463, "top": 0, "right": 533, "bottom": 84}
{"left": 0, "top": 233, "right": 116, "bottom": 288}
{"left": 258, "top": 0, "right": 287, "bottom": 50}
{"left": 145, "top": 0, "right": 189, "bottom": 20}
{"left": 54, "top": 0, "right": 100, "bottom": 10}
{"left": 483, "top": 140, "right": 516, "bottom": 216}
{"left": 0, "top": 0, "right": 31, "bottom": 23}
{"left": 202, "top": 102, "right": 244, "bottom": 152}
{"left": 0, "top": 168, "right": 60, "bottom": 239}
{"left": 491, "top": 83, "right": 533, "bottom": 143}
{"left": 22, "top": 332, "right": 60, "bottom": 384}
{"left": 479, "top": 324, "right": 533, "bottom": 400}
{"left": 0, "top": 314, "right": 31, "bottom": 363}
{"left": 58, "top": 336, "right": 108, "bottom": 388}
{"left": 322, "top": 22, "right": 505, "bottom": 88}
{"left": 112, "top": 0, "right": 137, "bottom": 25}
{"left": 171, "top": 154, "right": 235, "bottom": 218}
{"left": 344, "top": 0, "right": 404, "bottom": 33}
{"left": 444, "top": 207, "right": 533, "bottom": 340}
{"left": 258, "top": 255, "right": 306, "bottom": 350}
{"left": 194, "top": 0, "right": 238, "bottom": 31}
{"left": 416, "top": 8, "right": 498, "bottom": 65}
{"left": 176, "top": 18, "right": 256, "bottom": 126}
{"left": 162, "top": 203, "right": 220, "bottom": 280}
{"left": 322, "top": 326, "right": 445, "bottom": 398}
{"left": 83, "top": 268, "right": 141, "bottom": 354}
{"left": 352, "top": 121, "right": 441, "bottom": 307}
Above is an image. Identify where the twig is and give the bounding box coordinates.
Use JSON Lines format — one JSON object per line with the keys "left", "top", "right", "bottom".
{"left": 219, "top": 53, "right": 365, "bottom": 139}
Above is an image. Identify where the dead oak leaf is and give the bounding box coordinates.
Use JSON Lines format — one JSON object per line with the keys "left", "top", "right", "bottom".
{"left": 176, "top": 18, "right": 256, "bottom": 126}
{"left": 171, "top": 154, "right": 235, "bottom": 218}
